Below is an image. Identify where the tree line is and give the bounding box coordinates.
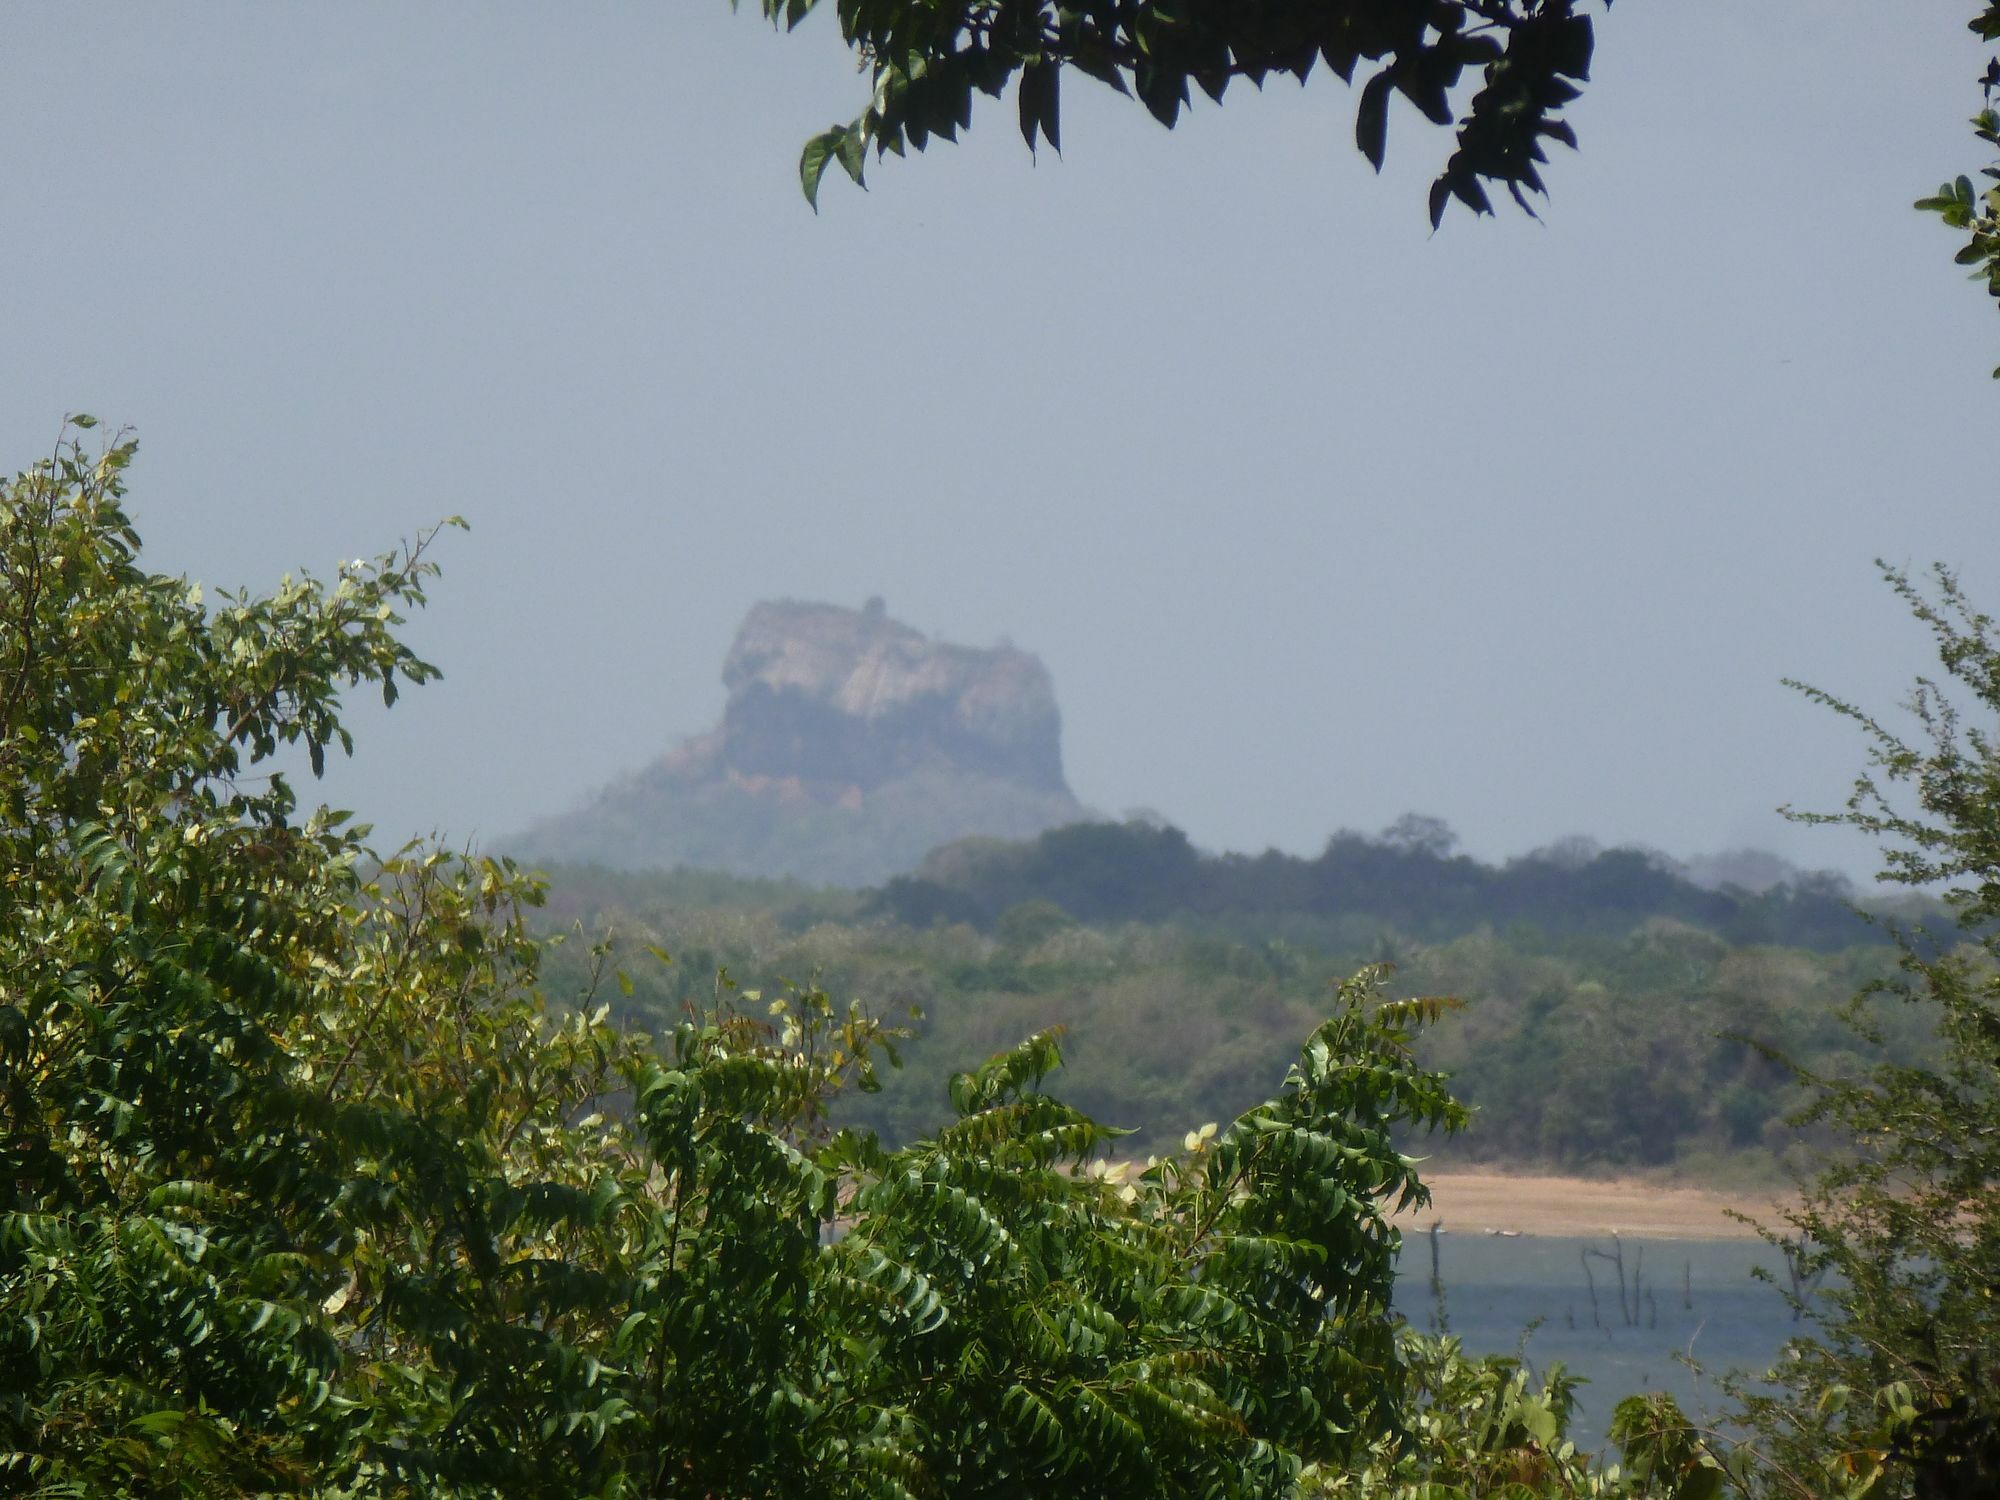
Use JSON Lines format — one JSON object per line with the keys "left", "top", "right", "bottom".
{"left": 537, "top": 860, "right": 1930, "bottom": 1174}
{"left": 871, "top": 817, "right": 1891, "bottom": 952}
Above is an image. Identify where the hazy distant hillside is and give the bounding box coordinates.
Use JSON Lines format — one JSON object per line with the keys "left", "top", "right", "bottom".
{"left": 507, "top": 598, "right": 1090, "bottom": 884}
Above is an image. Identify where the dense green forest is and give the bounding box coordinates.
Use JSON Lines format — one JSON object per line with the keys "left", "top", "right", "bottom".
{"left": 870, "top": 818, "right": 1897, "bottom": 951}
{"left": 533, "top": 858, "right": 1932, "bottom": 1178}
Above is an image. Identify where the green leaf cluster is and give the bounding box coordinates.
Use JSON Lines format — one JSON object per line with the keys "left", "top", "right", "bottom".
{"left": 1328, "top": 1335, "right": 1610, "bottom": 1498}
{"left": 740, "top": 0, "right": 1603, "bottom": 222}
{"left": 1915, "top": 9, "right": 2000, "bottom": 374}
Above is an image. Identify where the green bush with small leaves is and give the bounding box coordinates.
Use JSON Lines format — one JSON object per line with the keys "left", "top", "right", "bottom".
{"left": 0, "top": 425, "right": 1505, "bottom": 1496}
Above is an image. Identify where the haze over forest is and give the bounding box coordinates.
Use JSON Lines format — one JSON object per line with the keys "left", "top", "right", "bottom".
{"left": 513, "top": 592, "right": 1872, "bottom": 901}
{"left": 2, "top": 2, "right": 1994, "bottom": 888}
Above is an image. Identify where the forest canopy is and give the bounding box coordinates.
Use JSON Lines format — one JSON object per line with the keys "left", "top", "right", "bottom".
{"left": 866, "top": 816, "right": 1883, "bottom": 950}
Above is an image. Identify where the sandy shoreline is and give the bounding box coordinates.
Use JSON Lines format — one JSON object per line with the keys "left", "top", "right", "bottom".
{"left": 1392, "top": 1170, "right": 1790, "bottom": 1241}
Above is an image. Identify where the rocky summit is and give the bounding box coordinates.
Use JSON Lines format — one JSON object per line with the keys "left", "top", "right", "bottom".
{"left": 508, "top": 598, "right": 1089, "bottom": 884}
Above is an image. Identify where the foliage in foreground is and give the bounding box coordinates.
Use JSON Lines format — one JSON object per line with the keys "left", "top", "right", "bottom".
{"left": 740, "top": 0, "right": 1601, "bottom": 222}
{"left": 9, "top": 427, "right": 1994, "bottom": 1499}
{"left": 751, "top": 0, "right": 2000, "bottom": 377}
{"left": 1915, "top": 7, "right": 2000, "bottom": 375}
{"left": 1723, "top": 564, "right": 2000, "bottom": 1497}
{"left": 0, "top": 427, "right": 1556, "bottom": 1496}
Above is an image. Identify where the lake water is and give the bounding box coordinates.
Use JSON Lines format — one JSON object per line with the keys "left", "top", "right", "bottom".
{"left": 1394, "top": 1232, "right": 1807, "bottom": 1453}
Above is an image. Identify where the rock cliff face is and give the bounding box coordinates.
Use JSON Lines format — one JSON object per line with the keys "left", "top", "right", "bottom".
{"left": 509, "top": 599, "right": 1088, "bottom": 885}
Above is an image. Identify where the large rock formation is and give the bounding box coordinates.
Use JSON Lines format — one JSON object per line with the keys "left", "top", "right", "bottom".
{"left": 509, "top": 599, "right": 1090, "bottom": 884}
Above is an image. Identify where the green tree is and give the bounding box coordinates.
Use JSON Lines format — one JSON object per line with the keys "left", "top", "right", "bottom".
{"left": 1713, "top": 564, "right": 2000, "bottom": 1498}
{"left": 1916, "top": 7, "right": 2000, "bottom": 374}
{"left": 0, "top": 422, "right": 1499, "bottom": 1494}
{"left": 1328, "top": 1336, "right": 1618, "bottom": 1498}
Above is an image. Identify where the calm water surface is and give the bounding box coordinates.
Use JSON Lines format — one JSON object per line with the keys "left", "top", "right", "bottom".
{"left": 1393, "top": 1232, "right": 1808, "bottom": 1453}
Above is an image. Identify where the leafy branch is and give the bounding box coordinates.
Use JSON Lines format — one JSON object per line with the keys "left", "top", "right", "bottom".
{"left": 743, "top": 0, "right": 1604, "bottom": 223}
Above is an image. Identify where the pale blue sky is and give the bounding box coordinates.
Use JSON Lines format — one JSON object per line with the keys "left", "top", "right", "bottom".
{"left": 2, "top": 2, "right": 1993, "bottom": 880}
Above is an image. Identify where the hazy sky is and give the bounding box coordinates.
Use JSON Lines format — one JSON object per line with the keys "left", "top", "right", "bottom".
{"left": 3, "top": 3, "right": 1993, "bottom": 881}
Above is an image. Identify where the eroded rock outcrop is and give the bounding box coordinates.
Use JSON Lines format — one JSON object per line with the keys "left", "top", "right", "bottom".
{"left": 509, "top": 599, "right": 1088, "bottom": 884}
